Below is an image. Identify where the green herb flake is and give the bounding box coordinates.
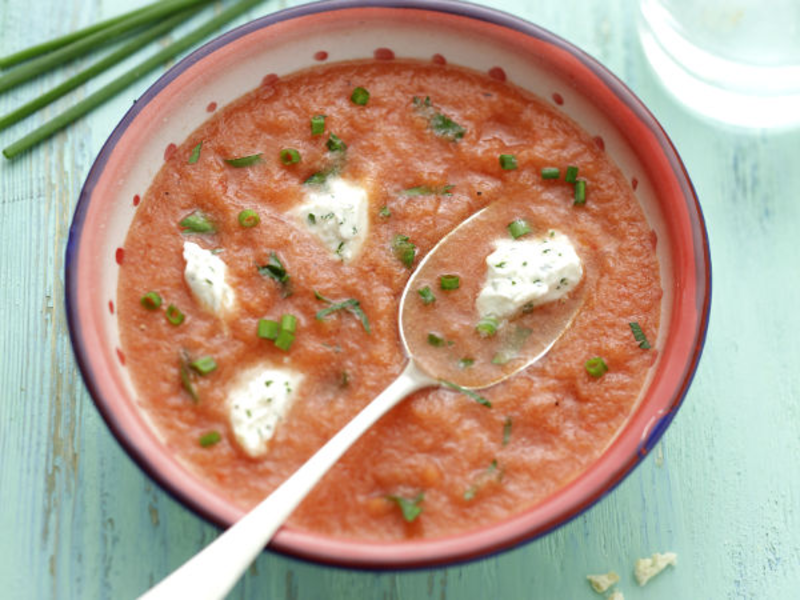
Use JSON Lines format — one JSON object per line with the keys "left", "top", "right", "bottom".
{"left": 190, "top": 356, "right": 217, "bottom": 376}
{"left": 541, "top": 167, "right": 560, "bottom": 180}
{"left": 326, "top": 133, "right": 347, "bottom": 152}
{"left": 258, "top": 252, "right": 290, "bottom": 286}
{"left": 314, "top": 291, "right": 371, "bottom": 334}
{"left": 565, "top": 165, "right": 579, "bottom": 183}
{"left": 499, "top": 154, "right": 518, "bottom": 170}
{"left": 401, "top": 184, "right": 454, "bottom": 196}
{"left": 440, "top": 379, "right": 492, "bottom": 408}
{"left": 629, "top": 322, "right": 652, "bottom": 349}
{"left": 392, "top": 234, "right": 416, "bottom": 268}
{"left": 188, "top": 141, "right": 203, "bottom": 164}
{"left": 475, "top": 315, "right": 499, "bottom": 338}
{"left": 199, "top": 431, "right": 221, "bottom": 448}
{"left": 464, "top": 460, "right": 502, "bottom": 501}
{"left": 179, "top": 210, "right": 216, "bottom": 234}
{"left": 585, "top": 356, "right": 609, "bottom": 378}
{"left": 418, "top": 286, "right": 436, "bottom": 305}
{"left": 439, "top": 274, "right": 460, "bottom": 290}
{"left": 257, "top": 319, "right": 279, "bottom": 340}
{"left": 574, "top": 180, "right": 587, "bottom": 205}
{"left": 427, "top": 333, "right": 446, "bottom": 347}
{"left": 507, "top": 218, "right": 531, "bottom": 239}
{"left": 412, "top": 96, "right": 465, "bottom": 141}
{"left": 502, "top": 416, "right": 512, "bottom": 446}
{"left": 310, "top": 114, "right": 326, "bottom": 135}
{"left": 386, "top": 492, "right": 425, "bottom": 523}
{"left": 180, "top": 358, "right": 199, "bottom": 403}
{"left": 350, "top": 86, "right": 370, "bottom": 106}
{"left": 458, "top": 357, "right": 475, "bottom": 369}
{"left": 379, "top": 205, "right": 392, "bottom": 218}
{"left": 224, "top": 153, "right": 263, "bottom": 168}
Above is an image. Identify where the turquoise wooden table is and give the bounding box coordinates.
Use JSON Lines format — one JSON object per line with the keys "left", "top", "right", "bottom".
{"left": 2, "top": 1, "right": 798, "bottom": 598}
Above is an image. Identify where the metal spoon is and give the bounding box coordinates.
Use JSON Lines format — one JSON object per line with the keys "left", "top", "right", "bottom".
{"left": 140, "top": 201, "right": 586, "bottom": 600}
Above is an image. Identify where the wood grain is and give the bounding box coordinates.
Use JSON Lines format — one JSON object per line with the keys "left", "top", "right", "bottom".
{"left": 1, "top": 1, "right": 798, "bottom": 598}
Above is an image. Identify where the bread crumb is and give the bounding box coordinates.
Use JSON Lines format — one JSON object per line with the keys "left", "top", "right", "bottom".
{"left": 608, "top": 591, "right": 624, "bottom": 600}
{"left": 634, "top": 551, "right": 677, "bottom": 586}
{"left": 586, "top": 571, "right": 620, "bottom": 593}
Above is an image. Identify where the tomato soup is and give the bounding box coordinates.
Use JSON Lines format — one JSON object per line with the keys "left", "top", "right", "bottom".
{"left": 118, "top": 60, "right": 661, "bottom": 540}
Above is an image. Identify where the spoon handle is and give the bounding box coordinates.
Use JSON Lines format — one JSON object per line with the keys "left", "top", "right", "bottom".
{"left": 139, "top": 360, "right": 433, "bottom": 600}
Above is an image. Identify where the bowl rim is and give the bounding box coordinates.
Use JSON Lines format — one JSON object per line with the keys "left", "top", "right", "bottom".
{"left": 66, "top": 0, "right": 711, "bottom": 569}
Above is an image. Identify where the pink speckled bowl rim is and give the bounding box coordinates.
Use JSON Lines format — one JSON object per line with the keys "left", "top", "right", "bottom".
{"left": 66, "top": 0, "right": 710, "bottom": 569}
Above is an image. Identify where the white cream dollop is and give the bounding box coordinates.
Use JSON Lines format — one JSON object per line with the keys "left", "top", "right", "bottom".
{"left": 294, "top": 177, "right": 369, "bottom": 262}
{"left": 227, "top": 364, "right": 304, "bottom": 458}
{"left": 476, "top": 231, "right": 582, "bottom": 320}
{"left": 183, "top": 241, "right": 236, "bottom": 315}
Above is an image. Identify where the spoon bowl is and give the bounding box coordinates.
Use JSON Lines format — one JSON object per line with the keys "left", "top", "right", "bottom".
{"left": 139, "top": 202, "right": 585, "bottom": 600}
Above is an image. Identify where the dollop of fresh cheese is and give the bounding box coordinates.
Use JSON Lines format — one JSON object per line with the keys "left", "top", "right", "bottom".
{"left": 227, "top": 364, "right": 304, "bottom": 457}
{"left": 183, "top": 241, "right": 235, "bottom": 315}
{"left": 634, "top": 552, "right": 677, "bottom": 586}
{"left": 295, "top": 177, "right": 369, "bottom": 262}
{"left": 586, "top": 571, "right": 620, "bottom": 594}
{"left": 607, "top": 592, "right": 624, "bottom": 600}
{"left": 476, "top": 231, "right": 582, "bottom": 320}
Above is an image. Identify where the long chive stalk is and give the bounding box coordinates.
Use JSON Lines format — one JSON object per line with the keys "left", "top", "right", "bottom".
{"left": 0, "top": 0, "right": 197, "bottom": 69}
{"left": 3, "top": 0, "right": 265, "bottom": 159}
{"left": 0, "top": 8, "right": 202, "bottom": 133}
{"left": 0, "top": 0, "right": 215, "bottom": 94}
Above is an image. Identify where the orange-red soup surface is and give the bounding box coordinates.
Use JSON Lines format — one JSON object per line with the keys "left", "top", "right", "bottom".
{"left": 118, "top": 60, "right": 661, "bottom": 540}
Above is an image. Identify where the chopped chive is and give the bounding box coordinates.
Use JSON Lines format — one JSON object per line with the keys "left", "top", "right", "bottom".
{"left": 199, "top": 431, "right": 221, "bottom": 448}
{"left": 392, "top": 234, "right": 416, "bottom": 268}
{"left": 257, "top": 319, "right": 279, "bottom": 340}
{"left": 274, "top": 330, "right": 295, "bottom": 352}
{"left": 412, "top": 96, "right": 465, "bottom": 141}
{"left": 502, "top": 416, "right": 512, "bottom": 446}
{"left": 565, "top": 165, "right": 579, "bottom": 183}
{"left": 401, "top": 184, "right": 454, "bottom": 196}
{"left": 458, "top": 357, "right": 475, "bottom": 369}
{"left": 279, "top": 148, "right": 301, "bottom": 165}
{"left": 326, "top": 133, "right": 347, "bottom": 152}
{"left": 350, "top": 86, "right": 370, "bottom": 105}
{"left": 585, "top": 356, "right": 608, "bottom": 378}
{"left": 188, "top": 141, "right": 203, "bottom": 164}
{"left": 281, "top": 314, "right": 297, "bottom": 334}
{"left": 224, "top": 153, "right": 263, "bottom": 168}
{"left": 386, "top": 492, "right": 424, "bottom": 523}
{"left": 629, "top": 322, "right": 652, "bottom": 349}
{"left": 179, "top": 210, "right": 216, "bottom": 234}
{"left": 304, "top": 171, "right": 330, "bottom": 186}
{"left": 140, "top": 291, "right": 162, "bottom": 310}
{"left": 190, "top": 356, "right": 217, "bottom": 375}
{"left": 440, "top": 379, "right": 492, "bottom": 408}
{"left": 310, "top": 114, "right": 326, "bottom": 135}
{"left": 238, "top": 209, "right": 260, "bottom": 228}
{"left": 165, "top": 304, "right": 185, "bottom": 325}
{"left": 314, "top": 291, "right": 371, "bottom": 334}
{"left": 476, "top": 315, "right": 499, "bottom": 338}
{"left": 257, "top": 252, "right": 290, "bottom": 285}
{"left": 379, "top": 205, "right": 392, "bottom": 218}
{"left": 307, "top": 213, "right": 317, "bottom": 225}
{"left": 507, "top": 218, "right": 531, "bottom": 239}
{"left": 180, "top": 361, "right": 198, "bottom": 403}
{"left": 439, "top": 274, "right": 460, "bottom": 290}
{"left": 464, "top": 460, "right": 502, "bottom": 500}
{"left": 418, "top": 286, "right": 436, "bottom": 305}
{"left": 541, "top": 167, "right": 560, "bottom": 179}
{"left": 574, "top": 180, "right": 587, "bottom": 205}
{"left": 499, "top": 154, "right": 518, "bottom": 170}
{"left": 427, "top": 333, "right": 446, "bottom": 347}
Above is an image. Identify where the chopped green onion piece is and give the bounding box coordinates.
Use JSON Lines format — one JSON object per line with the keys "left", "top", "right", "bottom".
{"left": 279, "top": 148, "right": 301, "bottom": 165}
{"left": 314, "top": 291, "right": 371, "bottom": 334}
{"left": 257, "top": 319, "right": 279, "bottom": 340}
{"left": 401, "top": 184, "right": 454, "bottom": 196}
{"left": 507, "top": 219, "right": 531, "bottom": 239}
{"left": 224, "top": 153, "right": 263, "bottom": 168}
{"left": 258, "top": 252, "right": 289, "bottom": 284}
{"left": 165, "top": 304, "right": 184, "bottom": 325}
{"left": 140, "top": 291, "right": 162, "bottom": 310}
{"left": 464, "top": 460, "right": 501, "bottom": 500}
{"left": 585, "top": 356, "right": 608, "bottom": 378}
{"left": 179, "top": 210, "right": 216, "bottom": 234}
{"left": 281, "top": 314, "right": 297, "bottom": 334}
{"left": 188, "top": 141, "right": 202, "bottom": 164}
{"left": 440, "top": 379, "right": 492, "bottom": 408}
{"left": 379, "top": 205, "right": 392, "bottom": 218}
{"left": 307, "top": 213, "right": 317, "bottom": 225}
{"left": 430, "top": 112, "right": 466, "bottom": 141}
{"left": 274, "top": 330, "right": 295, "bottom": 352}
{"left": 574, "top": 180, "right": 587, "bottom": 205}
{"left": 238, "top": 209, "right": 260, "bottom": 228}
{"left": 190, "top": 356, "right": 217, "bottom": 375}
{"left": 458, "top": 357, "right": 475, "bottom": 369}
{"left": 427, "top": 333, "right": 446, "bottom": 347}
{"left": 499, "top": 154, "right": 518, "bottom": 170}
{"left": 629, "top": 322, "right": 652, "bottom": 349}
{"left": 392, "top": 234, "right": 416, "bottom": 268}
{"left": 304, "top": 170, "right": 330, "bottom": 185}
{"left": 350, "top": 86, "right": 370, "bottom": 105}
{"left": 541, "top": 167, "right": 560, "bottom": 179}
{"left": 565, "top": 165, "right": 579, "bottom": 183}
{"left": 180, "top": 361, "right": 198, "bottom": 403}
{"left": 199, "top": 431, "right": 221, "bottom": 448}
{"left": 310, "top": 114, "right": 326, "bottom": 135}
{"left": 476, "top": 315, "right": 499, "bottom": 338}
{"left": 502, "top": 416, "right": 512, "bottom": 446}
{"left": 386, "top": 492, "right": 424, "bottom": 523}
{"left": 326, "top": 133, "right": 347, "bottom": 152}
{"left": 439, "top": 274, "right": 460, "bottom": 290}
{"left": 418, "top": 286, "right": 436, "bottom": 305}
